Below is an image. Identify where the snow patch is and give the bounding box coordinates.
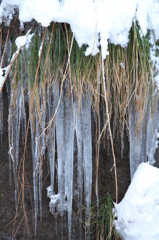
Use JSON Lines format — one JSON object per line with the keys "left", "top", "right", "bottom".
{"left": 116, "top": 163, "right": 159, "bottom": 240}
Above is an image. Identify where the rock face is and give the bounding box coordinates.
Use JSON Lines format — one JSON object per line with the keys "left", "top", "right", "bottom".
{"left": 0, "top": 20, "right": 130, "bottom": 239}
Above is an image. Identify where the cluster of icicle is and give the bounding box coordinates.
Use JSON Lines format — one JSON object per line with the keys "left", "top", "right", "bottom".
{"left": 46, "top": 82, "right": 92, "bottom": 239}
{"left": 2, "top": 37, "right": 159, "bottom": 240}
{"left": 129, "top": 95, "right": 159, "bottom": 180}
{"left": 8, "top": 65, "right": 92, "bottom": 239}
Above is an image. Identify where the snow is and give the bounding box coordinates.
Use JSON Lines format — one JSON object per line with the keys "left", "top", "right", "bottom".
{"left": 15, "top": 29, "right": 34, "bottom": 49}
{"left": 115, "top": 163, "right": 159, "bottom": 240}
{"left": 0, "top": 66, "right": 8, "bottom": 89}
{"left": 1, "top": 0, "right": 159, "bottom": 59}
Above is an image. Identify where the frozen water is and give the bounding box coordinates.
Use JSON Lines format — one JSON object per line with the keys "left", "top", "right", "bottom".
{"left": 82, "top": 93, "right": 92, "bottom": 238}
{"left": 47, "top": 85, "right": 92, "bottom": 239}
{"left": 129, "top": 97, "right": 159, "bottom": 179}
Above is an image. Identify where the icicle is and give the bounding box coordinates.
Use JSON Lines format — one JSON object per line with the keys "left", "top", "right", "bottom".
{"left": 121, "top": 130, "right": 124, "bottom": 159}
{"left": 107, "top": 129, "right": 110, "bottom": 156}
{"left": 47, "top": 83, "right": 55, "bottom": 195}
{"left": 130, "top": 95, "right": 159, "bottom": 180}
{"left": 82, "top": 93, "right": 92, "bottom": 239}
{"left": 33, "top": 110, "right": 39, "bottom": 235}
{"left": 97, "top": 108, "right": 100, "bottom": 217}
{"left": 47, "top": 83, "right": 66, "bottom": 217}
{"left": 47, "top": 84, "right": 92, "bottom": 239}
{"left": 48, "top": 132, "right": 55, "bottom": 196}
{"left": 8, "top": 150, "right": 12, "bottom": 186}
{"left": 75, "top": 99, "right": 83, "bottom": 239}
{"left": 39, "top": 165, "right": 42, "bottom": 221}
{"left": 59, "top": 23, "right": 60, "bottom": 56}
{"left": 8, "top": 83, "right": 23, "bottom": 208}
{"left": 64, "top": 86, "right": 74, "bottom": 240}
{"left": 129, "top": 101, "right": 142, "bottom": 180}
{"left": 55, "top": 87, "right": 66, "bottom": 214}
{"left": 146, "top": 102, "right": 159, "bottom": 165}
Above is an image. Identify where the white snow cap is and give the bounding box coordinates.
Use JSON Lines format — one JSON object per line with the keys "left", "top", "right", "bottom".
{"left": 1, "top": 0, "right": 159, "bottom": 59}
{"left": 115, "top": 162, "right": 159, "bottom": 240}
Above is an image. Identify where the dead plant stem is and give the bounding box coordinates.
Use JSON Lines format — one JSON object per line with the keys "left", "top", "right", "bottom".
{"left": 101, "top": 55, "right": 118, "bottom": 240}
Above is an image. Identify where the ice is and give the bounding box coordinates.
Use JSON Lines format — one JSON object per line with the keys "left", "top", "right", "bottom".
{"left": 7, "top": 78, "right": 27, "bottom": 209}
{"left": 64, "top": 86, "right": 74, "bottom": 240}
{"left": 55, "top": 85, "right": 66, "bottom": 214}
{"left": 74, "top": 93, "right": 92, "bottom": 238}
{"left": 47, "top": 82, "right": 75, "bottom": 239}
{"left": 75, "top": 100, "right": 83, "bottom": 237}
{"left": 29, "top": 91, "right": 46, "bottom": 234}
{"left": 96, "top": 109, "right": 100, "bottom": 217}
{"left": 46, "top": 84, "right": 56, "bottom": 195}
{"left": 129, "top": 96, "right": 159, "bottom": 179}
{"left": 82, "top": 93, "right": 92, "bottom": 238}
{"left": 46, "top": 85, "right": 92, "bottom": 239}
{"left": 30, "top": 107, "right": 40, "bottom": 235}
{"left": 146, "top": 102, "right": 159, "bottom": 165}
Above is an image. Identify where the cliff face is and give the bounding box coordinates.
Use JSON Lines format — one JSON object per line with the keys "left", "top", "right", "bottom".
{"left": 0, "top": 19, "right": 130, "bottom": 239}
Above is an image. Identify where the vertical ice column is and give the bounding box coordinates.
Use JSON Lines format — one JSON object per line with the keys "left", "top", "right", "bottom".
{"left": 75, "top": 94, "right": 92, "bottom": 239}
{"left": 30, "top": 98, "right": 46, "bottom": 235}
{"left": 47, "top": 83, "right": 56, "bottom": 212}
{"left": 8, "top": 83, "right": 23, "bottom": 207}
{"left": 146, "top": 100, "right": 159, "bottom": 165}
{"left": 75, "top": 101, "right": 83, "bottom": 239}
{"left": 55, "top": 87, "right": 66, "bottom": 213}
{"left": 47, "top": 85, "right": 92, "bottom": 239}
{"left": 129, "top": 102, "right": 143, "bottom": 180}
{"left": 47, "top": 84, "right": 55, "bottom": 197}
{"left": 30, "top": 108, "right": 39, "bottom": 235}
{"left": 48, "top": 83, "right": 75, "bottom": 239}
{"left": 82, "top": 94, "right": 92, "bottom": 238}
{"left": 64, "top": 89, "right": 74, "bottom": 240}
{"left": 129, "top": 96, "right": 159, "bottom": 179}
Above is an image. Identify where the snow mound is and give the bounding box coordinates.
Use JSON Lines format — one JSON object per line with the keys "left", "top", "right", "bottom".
{"left": 115, "top": 162, "right": 159, "bottom": 240}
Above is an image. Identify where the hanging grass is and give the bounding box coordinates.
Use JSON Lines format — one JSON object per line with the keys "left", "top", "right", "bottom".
{"left": 7, "top": 21, "right": 159, "bottom": 183}
{"left": 6, "top": 19, "right": 158, "bottom": 149}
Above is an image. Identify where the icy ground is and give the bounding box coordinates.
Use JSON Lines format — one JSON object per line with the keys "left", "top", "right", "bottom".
{"left": 116, "top": 163, "right": 159, "bottom": 240}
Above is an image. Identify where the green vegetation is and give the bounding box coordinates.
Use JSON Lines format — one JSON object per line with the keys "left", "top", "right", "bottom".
{"left": 90, "top": 193, "right": 119, "bottom": 240}
{"left": 9, "top": 21, "right": 158, "bottom": 133}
